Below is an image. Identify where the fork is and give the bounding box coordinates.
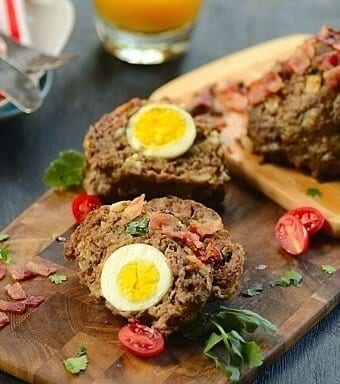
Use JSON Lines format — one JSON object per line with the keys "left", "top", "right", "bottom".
{"left": 0, "top": 32, "right": 77, "bottom": 73}
{"left": 0, "top": 58, "right": 42, "bottom": 113}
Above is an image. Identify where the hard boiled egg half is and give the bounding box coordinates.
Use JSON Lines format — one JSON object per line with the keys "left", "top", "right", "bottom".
{"left": 126, "top": 103, "right": 196, "bottom": 159}
{"left": 101, "top": 243, "right": 173, "bottom": 312}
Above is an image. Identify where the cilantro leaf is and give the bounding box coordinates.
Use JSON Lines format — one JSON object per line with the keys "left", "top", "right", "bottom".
{"left": 0, "top": 233, "right": 10, "bottom": 242}
{"left": 306, "top": 187, "right": 322, "bottom": 198}
{"left": 0, "top": 246, "right": 12, "bottom": 264}
{"left": 212, "top": 307, "right": 277, "bottom": 334}
{"left": 125, "top": 217, "right": 149, "bottom": 237}
{"left": 181, "top": 312, "right": 208, "bottom": 340}
{"left": 270, "top": 270, "right": 302, "bottom": 287}
{"left": 241, "top": 285, "right": 263, "bottom": 297}
{"left": 49, "top": 274, "right": 68, "bottom": 285}
{"left": 63, "top": 355, "right": 88, "bottom": 374}
{"left": 43, "top": 150, "right": 84, "bottom": 188}
{"left": 321, "top": 264, "right": 336, "bottom": 275}
{"left": 77, "top": 346, "right": 87, "bottom": 356}
{"left": 241, "top": 340, "right": 263, "bottom": 367}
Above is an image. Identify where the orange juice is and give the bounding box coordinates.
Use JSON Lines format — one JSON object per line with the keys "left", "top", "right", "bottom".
{"left": 93, "top": 0, "right": 203, "bottom": 33}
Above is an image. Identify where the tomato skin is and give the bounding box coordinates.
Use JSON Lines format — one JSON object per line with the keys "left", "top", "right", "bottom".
{"left": 71, "top": 194, "right": 102, "bottom": 223}
{"left": 287, "top": 207, "right": 325, "bottom": 236}
{"left": 118, "top": 323, "right": 165, "bottom": 358}
{"left": 275, "top": 214, "right": 309, "bottom": 256}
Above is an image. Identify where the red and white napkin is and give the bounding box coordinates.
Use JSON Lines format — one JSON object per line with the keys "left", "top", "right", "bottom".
{"left": 0, "top": 0, "right": 31, "bottom": 45}
{"left": 0, "top": 0, "right": 31, "bottom": 102}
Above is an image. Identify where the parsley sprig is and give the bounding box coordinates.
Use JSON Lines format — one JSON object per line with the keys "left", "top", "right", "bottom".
{"left": 43, "top": 150, "right": 84, "bottom": 189}
{"left": 0, "top": 246, "right": 12, "bottom": 264}
{"left": 182, "top": 307, "right": 277, "bottom": 382}
{"left": 126, "top": 217, "right": 149, "bottom": 236}
{"left": 49, "top": 274, "right": 68, "bottom": 285}
{"left": 63, "top": 346, "right": 88, "bottom": 374}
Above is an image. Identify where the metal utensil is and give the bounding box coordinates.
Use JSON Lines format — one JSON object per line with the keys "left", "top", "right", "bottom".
{"left": 0, "top": 58, "right": 42, "bottom": 113}
{"left": 0, "top": 32, "right": 77, "bottom": 73}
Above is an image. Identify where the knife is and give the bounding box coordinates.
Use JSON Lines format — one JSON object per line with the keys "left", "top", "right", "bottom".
{"left": 0, "top": 57, "right": 42, "bottom": 113}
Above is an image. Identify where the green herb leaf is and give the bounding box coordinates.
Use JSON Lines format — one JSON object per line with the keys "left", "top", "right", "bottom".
{"left": 241, "top": 285, "right": 263, "bottom": 297}
{"left": 241, "top": 340, "right": 264, "bottom": 368}
{"left": 306, "top": 187, "right": 322, "bottom": 198}
{"left": 43, "top": 150, "right": 84, "bottom": 188}
{"left": 181, "top": 312, "right": 208, "bottom": 340}
{"left": 49, "top": 274, "right": 68, "bottom": 285}
{"left": 125, "top": 217, "right": 149, "bottom": 237}
{"left": 0, "top": 246, "right": 12, "bottom": 264}
{"left": 270, "top": 270, "right": 302, "bottom": 287}
{"left": 211, "top": 307, "right": 277, "bottom": 334}
{"left": 0, "top": 233, "right": 10, "bottom": 242}
{"left": 63, "top": 355, "right": 88, "bottom": 374}
{"left": 321, "top": 264, "right": 336, "bottom": 275}
{"left": 77, "top": 346, "right": 88, "bottom": 356}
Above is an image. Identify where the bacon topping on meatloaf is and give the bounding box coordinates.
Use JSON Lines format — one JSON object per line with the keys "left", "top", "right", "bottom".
{"left": 0, "top": 312, "right": 10, "bottom": 329}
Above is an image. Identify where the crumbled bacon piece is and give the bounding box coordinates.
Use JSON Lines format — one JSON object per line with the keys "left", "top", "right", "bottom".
{"left": 317, "top": 26, "right": 340, "bottom": 51}
{"left": 188, "top": 88, "right": 215, "bottom": 115}
{"left": 302, "top": 38, "right": 316, "bottom": 59}
{"left": 9, "top": 265, "right": 35, "bottom": 281}
{"left": 317, "top": 51, "right": 340, "bottom": 71}
{"left": 0, "top": 264, "right": 6, "bottom": 280}
{"left": 248, "top": 72, "right": 284, "bottom": 105}
{"left": 0, "top": 300, "right": 26, "bottom": 314}
{"left": 218, "top": 91, "right": 249, "bottom": 112}
{"left": 149, "top": 212, "right": 180, "bottom": 232}
{"left": 287, "top": 48, "right": 311, "bottom": 75}
{"left": 204, "top": 242, "right": 223, "bottom": 263}
{"left": 26, "top": 261, "right": 57, "bottom": 277}
{"left": 22, "top": 295, "right": 45, "bottom": 308}
{"left": 121, "top": 194, "right": 145, "bottom": 224}
{"left": 5, "top": 282, "right": 27, "bottom": 300}
{"left": 0, "top": 312, "right": 10, "bottom": 329}
{"left": 188, "top": 218, "right": 223, "bottom": 237}
{"left": 323, "top": 66, "right": 340, "bottom": 89}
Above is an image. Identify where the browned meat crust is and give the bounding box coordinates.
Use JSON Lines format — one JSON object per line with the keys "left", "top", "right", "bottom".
{"left": 83, "top": 98, "right": 230, "bottom": 203}
{"left": 247, "top": 28, "right": 340, "bottom": 180}
{"left": 65, "top": 196, "right": 244, "bottom": 336}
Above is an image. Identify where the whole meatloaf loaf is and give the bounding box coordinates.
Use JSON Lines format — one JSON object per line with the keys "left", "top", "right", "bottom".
{"left": 64, "top": 195, "right": 244, "bottom": 336}
{"left": 83, "top": 98, "right": 230, "bottom": 203}
{"left": 247, "top": 27, "right": 340, "bottom": 179}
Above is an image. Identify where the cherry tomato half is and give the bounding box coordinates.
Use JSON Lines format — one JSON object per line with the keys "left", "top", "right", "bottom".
{"left": 118, "top": 322, "right": 165, "bottom": 358}
{"left": 71, "top": 194, "right": 102, "bottom": 223}
{"left": 275, "top": 214, "right": 309, "bottom": 256}
{"left": 287, "top": 206, "right": 325, "bottom": 236}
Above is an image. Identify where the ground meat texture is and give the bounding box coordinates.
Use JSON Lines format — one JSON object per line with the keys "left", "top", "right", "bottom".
{"left": 65, "top": 196, "right": 244, "bottom": 336}
{"left": 248, "top": 37, "right": 340, "bottom": 180}
{"left": 83, "top": 98, "right": 230, "bottom": 203}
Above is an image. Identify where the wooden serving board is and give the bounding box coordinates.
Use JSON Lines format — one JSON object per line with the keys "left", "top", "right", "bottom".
{"left": 0, "top": 36, "right": 339, "bottom": 384}
{"left": 151, "top": 34, "right": 340, "bottom": 238}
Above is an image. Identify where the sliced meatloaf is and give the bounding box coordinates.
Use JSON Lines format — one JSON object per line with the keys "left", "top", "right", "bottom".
{"left": 65, "top": 195, "right": 244, "bottom": 336}
{"left": 247, "top": 27, "right": 340, "bottom": 180}
{"left": 83, "top": 98, "right": 230, "bottom": 203}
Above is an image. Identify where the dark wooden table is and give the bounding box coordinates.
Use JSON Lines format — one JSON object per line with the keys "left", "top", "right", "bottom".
{"left": 0, "top": 0, "right": 339, "bottom": 383}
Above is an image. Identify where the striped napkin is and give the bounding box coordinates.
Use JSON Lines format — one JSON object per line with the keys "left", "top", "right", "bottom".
{"left": 0, "top": 0, "right": 31, "bottom": 45}
{"left": 0, "top": 0, "right": 31, "bottom": 102}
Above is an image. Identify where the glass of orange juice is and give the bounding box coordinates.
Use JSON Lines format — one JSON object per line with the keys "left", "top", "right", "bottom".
{"left": 92, "top": 0, "right": 203, "bottom": 64}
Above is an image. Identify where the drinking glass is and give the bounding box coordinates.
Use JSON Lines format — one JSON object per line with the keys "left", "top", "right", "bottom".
{"left": 92, "top": 0, "right": 203, "bottom": 64}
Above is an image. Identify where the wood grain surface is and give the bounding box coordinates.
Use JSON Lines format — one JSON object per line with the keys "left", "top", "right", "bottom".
{"left": 0, "top": 181, "right": 339, "bottom": 384}
{"left": 151, "top": 35, "right": 340, "bottom": 238}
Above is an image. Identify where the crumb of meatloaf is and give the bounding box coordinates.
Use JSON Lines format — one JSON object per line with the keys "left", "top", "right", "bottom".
{"left": 65, "top": 196, "right": 244, "bottom": 336}
{"left": 83, "top": 98, "right": 230, "bottom": 203}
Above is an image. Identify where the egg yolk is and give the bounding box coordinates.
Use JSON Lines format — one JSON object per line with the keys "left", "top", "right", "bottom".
{"left": 134, "top": 107, "right": 186, "bottom": 147}
{"left": 117, "top": 259, "right": 160, "bottom": 302}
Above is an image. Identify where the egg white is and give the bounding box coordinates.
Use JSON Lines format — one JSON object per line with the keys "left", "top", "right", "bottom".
{"left": 126, "top": 103, "right": 197, "bottom": 159}
{"left": 100, "top": 243, "right": 173, "bottom": 312}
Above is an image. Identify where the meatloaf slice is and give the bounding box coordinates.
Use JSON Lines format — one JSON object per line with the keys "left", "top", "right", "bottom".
{"left": 83, "top": 98, "right": 230, "bottom": 203}
{"left": 247, "top": 27, "right": 340, "bottom": 180}
{"left": 65, "top": 195, "right": 244, "bottom": 336}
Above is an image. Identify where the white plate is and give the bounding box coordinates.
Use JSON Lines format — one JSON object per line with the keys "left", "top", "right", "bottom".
{"left": 0, "top": 0, "right": 75, "bottom": 116}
